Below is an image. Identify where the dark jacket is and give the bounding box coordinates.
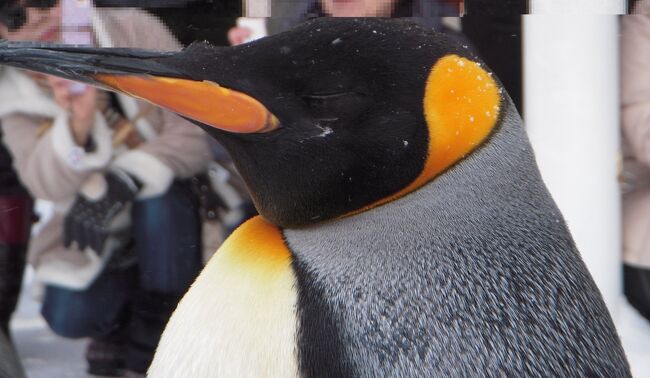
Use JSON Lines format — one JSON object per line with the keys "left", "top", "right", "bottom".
{"left": 0, "top": 129, "right": 27, "bottom": 196}
{"left": 0, "top": 128, "right": 32, "bottom": 247}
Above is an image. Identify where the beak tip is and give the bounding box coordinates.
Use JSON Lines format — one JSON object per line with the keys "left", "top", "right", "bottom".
{"left": 258, "top": 113, "right": 280, "bottom": 133}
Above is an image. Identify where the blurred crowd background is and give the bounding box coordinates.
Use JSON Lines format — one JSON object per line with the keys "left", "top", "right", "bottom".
{"left": 0, "top": 0, "right": 649, "bottom": 377}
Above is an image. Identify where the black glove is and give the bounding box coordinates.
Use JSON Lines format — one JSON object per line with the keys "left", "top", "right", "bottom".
{"left": 64, "top": 169, "right": 141, "bottom": 255}
{"left": 192, "top": 161, "right": 255, "bottom": 228}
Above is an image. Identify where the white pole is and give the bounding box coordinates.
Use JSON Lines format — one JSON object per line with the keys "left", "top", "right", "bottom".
{"left": 523, "top": 9, "right": 623, "bottom": 316}
{"left": 245, "top": 0, "right": 270, "bottom": 17}
{"left": 529, "top": 0, "right": 626, "bottom": 14}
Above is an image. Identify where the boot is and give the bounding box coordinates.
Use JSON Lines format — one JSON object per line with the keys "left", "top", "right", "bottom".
{"left": 0, "top": 244, "right": 27, "bottom": 336}
{"left": 123, "top": 370, "right": 146, "bottom": 378}
{"left": 0, "top": 328, "right": 24, "bottom": 378}
{"left": 86, "top": 334, "right": 126, "bottom": 377}
{"left": 126, "top": 290, "right": 183, "bottom": 374}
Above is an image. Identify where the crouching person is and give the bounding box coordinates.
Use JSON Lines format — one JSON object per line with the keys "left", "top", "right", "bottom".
{"left": 0, "top": 3, "right": 211, "bottom": 376}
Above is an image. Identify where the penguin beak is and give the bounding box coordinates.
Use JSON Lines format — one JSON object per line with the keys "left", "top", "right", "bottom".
{"left": 95, "top": 75, "right": 279, "bottom": 133}
{"left": 0, "top": 41, "right": 278, "bottom": 133}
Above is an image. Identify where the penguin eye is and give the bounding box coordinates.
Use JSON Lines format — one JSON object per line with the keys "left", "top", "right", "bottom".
{"left": 302, "top": 92, "right": 369, "bottom": 122}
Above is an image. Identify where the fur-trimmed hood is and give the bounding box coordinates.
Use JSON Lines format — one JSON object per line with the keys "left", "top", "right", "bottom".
{"left": 0, "top": 66, "right": 62, "bottom": 119}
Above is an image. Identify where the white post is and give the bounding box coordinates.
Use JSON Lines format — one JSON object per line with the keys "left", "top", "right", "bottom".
{"left": 529, "top": 0, "right": 626, "bottom": 14}
{"left": 244, "top": 0, "right": 270, "bottom": 17}
{"left": 523, "top": 6, "right": 624, "bottom": 316}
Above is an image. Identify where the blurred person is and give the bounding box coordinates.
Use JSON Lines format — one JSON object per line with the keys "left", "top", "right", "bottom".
{"left": 267, "top": 0, "right": 459, "bottom": 35}
{"left": 0, "top": 131, "right": 31, "bottom": 378}
{"left": 319, "top": 0, "right": 406, "bottom": 16}
{"left": 622, "top": 0, "right": 650, "bottom": 325}
{"left": 0, "top": 1, "right": 212, "bottom": 376}
{"left": 0, "top": 132, "right": 32, "bottom": 338}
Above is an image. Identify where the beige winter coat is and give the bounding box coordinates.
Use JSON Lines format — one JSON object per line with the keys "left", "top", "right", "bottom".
{"left": 0, "top": 9, "right": 215, "bottom": 289}
{"left": 622, "top": 1, "right": 650, "bottom": 269}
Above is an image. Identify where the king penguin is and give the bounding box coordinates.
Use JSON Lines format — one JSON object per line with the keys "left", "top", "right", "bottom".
{"left": 0, "top": 18, "right": 631, "bottom": 377}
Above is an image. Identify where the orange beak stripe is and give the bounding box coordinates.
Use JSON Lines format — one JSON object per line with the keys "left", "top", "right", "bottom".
{"left": 95, "top": 75, "right": 278, "bottom": 134}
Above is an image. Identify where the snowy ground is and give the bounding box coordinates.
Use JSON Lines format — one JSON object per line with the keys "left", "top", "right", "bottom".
{"left": 11, "top": 271, "right": 87, "bottom": 378}
{"left": 618, "top": 300, "right": 650, "bottom": 378}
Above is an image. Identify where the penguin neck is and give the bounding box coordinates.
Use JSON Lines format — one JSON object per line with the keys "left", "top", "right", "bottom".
{"left": 282, "top": 101, "right": 568, "bottom": 375}
{"left": 284, "top": 100, "right": 562, "bottom": 266}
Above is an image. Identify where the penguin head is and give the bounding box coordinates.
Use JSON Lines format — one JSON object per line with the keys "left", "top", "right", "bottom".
{"left": 0, "top": 18, "right": 503, "bottom": 228}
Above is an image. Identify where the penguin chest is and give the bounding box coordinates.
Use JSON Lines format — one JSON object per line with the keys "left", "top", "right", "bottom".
{"left": 148, "top": 217, "right": 299, "bottom": 378}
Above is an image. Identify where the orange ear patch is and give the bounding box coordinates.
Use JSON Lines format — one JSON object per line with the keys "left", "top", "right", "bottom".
{"left": 420, "top": 54, "right": 501, "bottom": 183}
{"left": 347, "top": 55, "right": 501, "bottom": 216}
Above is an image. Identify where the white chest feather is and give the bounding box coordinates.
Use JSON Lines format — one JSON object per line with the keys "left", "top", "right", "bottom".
{"left": 148, "top": 217, "right": 299, "bottom": 378}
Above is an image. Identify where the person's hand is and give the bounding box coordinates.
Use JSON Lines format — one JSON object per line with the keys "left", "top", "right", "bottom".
{"left": 64, "top": 170, "right": 141, "bottom": 255}
{"left": 227, "top": 26, "right": 252, "bottom": 46}
{"left": 47, "top": 75, "right": 97, "bottom": 146}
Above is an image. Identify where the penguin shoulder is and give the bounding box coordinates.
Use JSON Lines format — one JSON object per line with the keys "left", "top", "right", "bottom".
{"left": 149, "top": 216, "right": 300, "bottom": 377}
